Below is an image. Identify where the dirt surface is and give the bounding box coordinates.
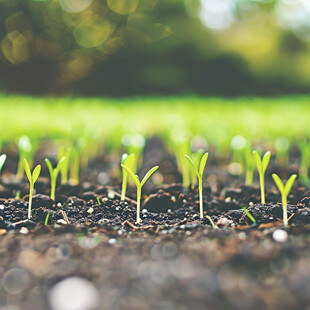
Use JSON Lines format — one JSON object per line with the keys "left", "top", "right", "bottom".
{"left": 0, "top": 146, "right": 310, "bottom": 309}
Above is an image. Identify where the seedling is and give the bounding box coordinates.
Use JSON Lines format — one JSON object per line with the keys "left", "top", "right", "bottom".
{"left": 58, "top": 147, "right": 71, "bottom": 185}
{"left": 253, "top": 151, "right": 271, "bottom": 204}
{"left": 0, "top": 154, "right": 6, "bottom": 175}
{"left": 272, "top": 173, "right": 297, "bottom": 227}
{"left": 96, "top": 196, "right": 101, "bottom": 206}
{"left": 241, "top": 207, "right": 257, "bottom": 224}
{"left": 184, "top": 152, "right": 208, "bottom": 219}
{"left": 44, "top": 212, "right": 50, "bottom": 226}
{"left": 45, "top": 157, "right": 66, "bottom": 201}
{"left": 121, "top": 153, "right": 135, "bottom": 201}
{"left": 121, "top": 164, "right": 158, "bottom": 223}
{"left": 23, "top": 159, "right": 41, "bottom": 219}
{"left": 70, "top": 147, "right": 80, "bottom": 185}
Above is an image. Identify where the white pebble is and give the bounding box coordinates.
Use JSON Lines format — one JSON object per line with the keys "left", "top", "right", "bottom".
{"left": 108, "top": 238, "right": 117, "bottom": 245}
{"left": 272, "top": 229, "right": 288, "bottom": 243}
{"left": 19, "top": 227, "right": 29, "bottom": 235}
{"left": 48, "top": 277, "right": 99, "bottom": 310}
{"left": 87, "top": 208, "right": 94, "bottom": 214}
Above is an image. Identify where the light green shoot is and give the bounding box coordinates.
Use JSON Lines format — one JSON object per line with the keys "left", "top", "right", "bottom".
{"left": 253, "top": 151, "right": 271, "bottom": 204}
{"left": 184, "top": 152, "right": 208, "bottom": 219}
{"left": 58, "top": 147, "right": 71, "bottom": 185}
{"left": 121, "top": 153, "right": 135, "bottom": 201}
{"left": 45, "top": 157, "right": 66, "bottom": 201}
{"left": 44, "top": 212, "right": 50, "bottom": 226}
{"left": 243, "top": 146, "right": 254, "bottom": 185}
{"left": 241, "top": 207, "right": 257, "bottom": 224}
{"left": 121, "top": 164, "right": 159, "bottom": 223}
{"left": 96, "top": 196, "right": 101, "bottom": 206}
{"left": 70, "top": 147, "right": 79, "bottom": 185}
{"left": 272, "top": 173, "right": 297, "bottom": 227}
{"left": 23, "top": 159, "right": 41, "bottom": 219}
{"left": 0, "top": 154, "right": 6, "bottom": 175}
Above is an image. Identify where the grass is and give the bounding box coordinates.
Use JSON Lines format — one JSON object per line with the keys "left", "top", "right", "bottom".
{"left": 0, "top": 95, "right": 310, "bottom": 143}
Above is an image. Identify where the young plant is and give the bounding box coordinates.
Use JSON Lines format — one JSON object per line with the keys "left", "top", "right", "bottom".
{"left": 253, "top": 151, "right": 271, "bottom": 204}
{"left": 0, "top": 154, "right": 6, "bottom": 175}
{"left": 121, "top": 164, "right": 158, "bottom": 223}
{"left": 70, "top": 147, "right": 80, "bottom": 185}
{"left": 23, "top": 159, "right": 41, "bottom": 219}
{"left": 184, "top": 152, "right": 208, "bottom": 219}
{"left": 58, "top": 147, "right": 71, "bottom": 185}
{"left": 121, "top": 153, "right": 135, "bottom": 201}
{"left": 241, "top": 207, "right": 257, "bottom": 225}
{"left": 272, "top": 173, "right": 297, "bottom": 227}
{"left": 44, "top": 212, "right": 50, "bottom": 226}
{"left": 45, "top": 157, "right": 66, "bottom": 201}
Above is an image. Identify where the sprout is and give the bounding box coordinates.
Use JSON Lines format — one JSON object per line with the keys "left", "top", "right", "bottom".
{"left": 121, "top": 153, "right": 135, "bottom": 201}
{"left": 241, "top": 207, "right": 256, "bottom": 224}
{"left": 184, "top": 151, "right": 208, "bottom": 219}
{"left": 23, "top": 159, "right": 41, "bottom": 219}
{"left": 70, "top": 147, "right": 80, "bottom": 185}
{"left": 45, "top": 157, "right": 66, "bottom": 201}
{"left": 44, "top": 212, "right": 50, "bottom": 226}
{"left": 0, "top": 154, "right": 7, "bottom": 175}
{"left": 121, "top": 164, "right": 158, "bottom": 223}
{"left": 58, "top": 147, "right": 71, "bottom": 185}
{"left": 253, "top": 151, "right": 271, "bottom": 204}
{"left": 272, "top": 173, "right": 297, "bottom": 227}
{"left": 96, "top": 196, "right": 101, "bottom": 206}
{"left": 297, "top": 141, "right": 310, "bottom": 186}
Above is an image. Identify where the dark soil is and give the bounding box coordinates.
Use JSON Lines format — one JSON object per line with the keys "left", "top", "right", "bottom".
{"left": 0, "top": 145, "right": 310, "bottom": 310}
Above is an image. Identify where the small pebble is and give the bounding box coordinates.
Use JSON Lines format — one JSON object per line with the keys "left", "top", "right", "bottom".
{"left": 142, "top": 209, "right": 148, "bottom": 214}
{"left": 57, "top": 203, "right": 62, "bottom": 207}
{"left": 107, "top": 192, "right": 115, "bottom": 199}
{"left": 0, "top": 204, "right": 4, "bottom": 210}
{"left": 87, "top": 208, "right": 94, "bottom": 214}
{"left": 108, "top": 238, "right": 117, "bottom": 245}
{"left": 272, "top": 229, "right": 288, "bottom": 243}
{"left": 19, "top": 227, "right": 29, "bottom": 235}
{"left": 57, "top": 219, "right": 67, "bottom": 225}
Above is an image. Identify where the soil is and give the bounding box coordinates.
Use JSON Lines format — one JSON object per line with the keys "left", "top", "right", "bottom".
{"left": 0, "top": 143, "right": 310, "bottom": 310}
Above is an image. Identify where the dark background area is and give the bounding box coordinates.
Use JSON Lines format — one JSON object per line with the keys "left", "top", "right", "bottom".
{"left": 1, "top": 0, "right": 310, "bottom": 97}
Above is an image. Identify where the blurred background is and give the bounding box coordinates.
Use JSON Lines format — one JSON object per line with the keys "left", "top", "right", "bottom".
{"left": 1, "top": 0, "right": 310, "bottom": 96}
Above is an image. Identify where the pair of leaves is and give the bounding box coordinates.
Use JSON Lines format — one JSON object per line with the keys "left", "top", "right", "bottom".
{"left": 253, "top": 151, "right": 271, "bottom": 174}
{"left": 272, "top": 173, "right": 297, "bottom": 197}
{"left": 121, "top": 164, "right": 158, "bottom": 189}
{"left": 45, "top": 157, "right": 66, "bottom": 180}
{"left": 0, "top": 154, "right": 6, "bottom": 174}
{"left": 23, "top": 159, "right": 41, "bottom": 185}
{"left": 184, "top": 152, "right": 209, "bottom": 179}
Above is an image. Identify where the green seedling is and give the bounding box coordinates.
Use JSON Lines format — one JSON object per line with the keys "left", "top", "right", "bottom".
{"left": 70, "top": 147, "right": 80, "bottom": 185}
{"left": 298, "top": 141, "right": 310, "bottom": 186}
{"left": 121, "top": 153, "right": 135, "bottom": 201}
{"left": 44, "top": 212, "right": 50, "bottom": 226}
{"left": 243, "top": 146, "right": 254, "bottom": 186}
{"left": 121, "top": 164, "right": 159, "bottom": 223}
{"left": 23, "top": 159, "right": 41, "bottom": 219}
{"left": 58, "top": 147, "right": 71, "bottom": 185}
{"left": 96, "top": 196, "right": 101, "bottom": 206}
{"left": 184, "top": 152, "right": 209, "bottom": 219}
{"left": 272, "top": 173, "right": 297, "bottom": 227}
{"left": 45, "top": 157, "right": 66, "bottom": 201}
{"left": 15, "top": 191, "right": 21, "bottom": 200}
{"left": 0, "top": 154, "right": 6, "bottom": 175}
{"left": 253, "top": 151, "right": 271, "bottom": 204}
{"left": 241, "top": 207, "right": 257, "bottom": 224}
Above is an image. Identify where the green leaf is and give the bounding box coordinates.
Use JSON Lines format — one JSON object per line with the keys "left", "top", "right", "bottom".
{"left": 141, "top": 166, "right": 159, "bottom": 187}
{"left": 272, "top": 173, "right": 284, "bottom": 194}
{"left": 262, "top": 151, "right": 271, "bottom": 173}
{"left": 121, "top": 164, "right": 140, "bottom": 188}
{"left": 121, "top": 153, "right": 128, "bottom": 164}
{"left": 253, "top": 151, "right": 262, "bottom": 172}
{"left": 45, "top": 158, "right": 53, "bottom": 178}
{"left": 198, "top": 152, "right": 208, "bottom": 177}
{"left": 32, "top": 165, "right": 41, "bottom": 183}
{"left": 56, "top": 156, "right": 66, "bottom": 173}
{"left": 23, "top": 158, "right": 32, "bottom": 183}
{"left": 184, "top": 154, "right": 199, "bottom": 178}
{"left": 124, "top": 154, "right": 135, "bottom": 172}
{"left": 284, "top": 174, "right": 297, "bottom": 196}
{"left": 0, "top": 154, "right": 6, "bottom": 173}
